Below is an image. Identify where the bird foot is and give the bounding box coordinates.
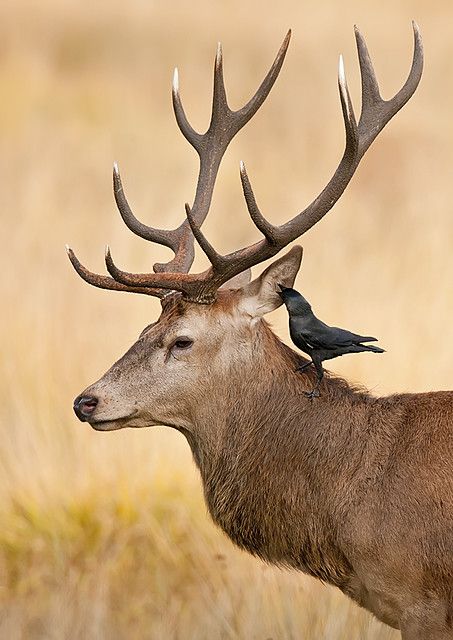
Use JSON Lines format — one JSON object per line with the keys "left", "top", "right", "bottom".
{"left": 296, "top": 363, "right": 313, "bottom": 373}
{"left": 304, "top": 388, "right": 320, "bottom": 400}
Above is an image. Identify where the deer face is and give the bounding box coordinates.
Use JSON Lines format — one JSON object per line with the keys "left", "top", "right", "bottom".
{"left": 73, "top": 248, "right": 302, "bottom": 432}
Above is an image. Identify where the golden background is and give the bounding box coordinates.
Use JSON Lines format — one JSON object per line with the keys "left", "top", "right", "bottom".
{"left": 1, "top": 0, "right": 451, "bottom": 637}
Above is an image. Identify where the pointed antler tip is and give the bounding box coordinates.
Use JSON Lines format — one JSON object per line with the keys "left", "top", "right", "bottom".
{"left": 65, "top": 244, "right": 71, "bottom": 254}
{"left": 172, "top": 68, "right": 179, "bottom": 93}
{"left": 338, "top": 54, "right": 346, "bottom": 84}
{"left": 278, "top": 29, "right": 291, "bottom": 55}
{"left": 239, "top": 160, "right": 246, "bottom": 172}
{"left": 105, "top": 245, "right": 111, "bottom": 258}
{"left": 215, "top": 42, "right": 223, "bottom": 67}
{"left": 113, "top": 161, "right": 119, "bottom": 174}
{"left": 412, "top": 20, "right": 420, "bottom": 35}
{"left": 353, "top": 24, "right": 365, "bottom": 44}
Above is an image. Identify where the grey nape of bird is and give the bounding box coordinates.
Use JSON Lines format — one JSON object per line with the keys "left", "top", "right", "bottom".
{"left": 277, "top": 284, "right": 385, "bottom": 399}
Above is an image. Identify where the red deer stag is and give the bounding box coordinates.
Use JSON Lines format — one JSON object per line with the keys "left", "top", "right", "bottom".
{"left": 67, "top": 26, "right": 452, "bottom": 639}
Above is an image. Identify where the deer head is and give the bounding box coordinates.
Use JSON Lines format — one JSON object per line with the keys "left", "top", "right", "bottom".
{"left": 71, "top": 247, "right": 302, "bottom": 433}
{"left": 68, "top": 26, "right": 422, "bottom": 435}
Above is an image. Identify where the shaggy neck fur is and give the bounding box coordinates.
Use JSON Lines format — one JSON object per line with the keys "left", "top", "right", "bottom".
{"left": 184, "top": 320, "right": 398, "bottom": 589}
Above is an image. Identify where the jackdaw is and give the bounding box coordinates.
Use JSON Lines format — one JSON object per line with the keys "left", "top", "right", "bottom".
{"left": 277, "top": 285, "right": 385, "bottom": 398}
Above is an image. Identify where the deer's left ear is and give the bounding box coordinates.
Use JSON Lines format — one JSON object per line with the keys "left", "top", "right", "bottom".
{"left": 238, "top": 246, "right": 303, "bottom": 317}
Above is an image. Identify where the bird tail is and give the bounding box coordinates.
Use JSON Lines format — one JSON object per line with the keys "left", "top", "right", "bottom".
{"left": 357, "top": 344, "right": 385, "bottom": 354}
{"left": 332, "top": 344, "right": 385, "bottom": 356}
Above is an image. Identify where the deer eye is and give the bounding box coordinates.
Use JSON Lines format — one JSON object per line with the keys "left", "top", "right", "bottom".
{"left": 171, "top": 337, "right": 194, "bottom": 351}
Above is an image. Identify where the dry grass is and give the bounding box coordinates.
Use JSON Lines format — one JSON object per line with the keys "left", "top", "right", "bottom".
{"left": 1, "top": 0, "right": 453, "bottom": 637}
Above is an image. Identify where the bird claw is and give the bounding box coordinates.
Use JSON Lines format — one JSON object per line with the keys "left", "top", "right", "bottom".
{"left": 304, "top": 388, "right": 320, "bottom": 400}
{"left": 296, "top": 363, "right": 313, "bottom": 373}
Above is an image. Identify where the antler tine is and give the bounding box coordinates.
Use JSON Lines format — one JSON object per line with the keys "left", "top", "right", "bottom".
{"left": 113, "top": 163, "right": 194, "bottom": 274}
{"left": 66, "top": 246, "right": 165, "bottom": 297}
{"left": 151, "top": 222, "right": 195, "bottom": 274}
{"left": 353, "top": 27, "right": 381, "bottom": 110}
{"left": 104, "top": 244, "right": 221, "bottom": 304}
{"left": 239, "top": 161, "right": 279, "bottom": 245}
{"left": 337, "top": 55, "right": 359, "bottom": 160}
{"left": 355, "top": 21, "right": 423, "bottom": 155}
{"left": 172, "top": 68, "right": 203, "bottom": 151}
{"left": 184, "top": 203, "right": 226, "bottom": 269}
{"left": 174, "top": 30, "right": 291, "bottom": 236}
{"left": 113, "top": 163, "right": 172, "bottom": 245}
{"left": 235, "top": 30, "right": 291, "bottom": 128}
{"left": 211, "top": 42, "right": 228, "bottom": 123}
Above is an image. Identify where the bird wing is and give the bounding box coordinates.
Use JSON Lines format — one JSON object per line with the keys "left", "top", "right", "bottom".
{"left": 327, "top": 326, "right": 378, "bottom": 345}
{"left": 289, "top": 318, "right": 313, "bottom": 354}
{"left": 301, "top": 317, "right": 377, "bottom": 349}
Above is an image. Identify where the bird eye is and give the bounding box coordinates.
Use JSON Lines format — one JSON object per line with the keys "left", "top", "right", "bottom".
{"left": 172, "top": 337, "right": 193, "bottom": 350}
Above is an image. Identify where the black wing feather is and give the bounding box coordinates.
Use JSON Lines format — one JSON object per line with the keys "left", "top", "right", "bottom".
{"left": 300, "top": 316, "right": 377, "bottom": 349}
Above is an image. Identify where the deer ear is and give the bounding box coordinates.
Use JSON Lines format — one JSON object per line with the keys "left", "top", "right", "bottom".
{"left": 220, "top": 268, "right": 252, "bottom": 291}
{"left": 238, "top": 246, "right": 303, "bottom": 317}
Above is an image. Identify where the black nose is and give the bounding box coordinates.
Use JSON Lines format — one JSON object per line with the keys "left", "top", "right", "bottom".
{"left": 73, "top": 394, "right": 98, "bottom": 422}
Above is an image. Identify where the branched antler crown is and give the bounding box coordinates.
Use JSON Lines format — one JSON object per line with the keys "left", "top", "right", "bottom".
{"left": 67, "top": 25, "right": 423, "bottom": 303}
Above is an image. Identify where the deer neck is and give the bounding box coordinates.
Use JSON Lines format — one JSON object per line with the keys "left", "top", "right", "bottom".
{"left": 183, "top": 324, "right": 375, "bottom": 585}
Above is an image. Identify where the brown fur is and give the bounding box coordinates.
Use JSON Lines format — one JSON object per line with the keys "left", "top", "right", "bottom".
{"left": 191, "top": 322, "right": 453, "bottom": 636}
{"left": 77, "top": 272, "right": 453, "bottom": 639}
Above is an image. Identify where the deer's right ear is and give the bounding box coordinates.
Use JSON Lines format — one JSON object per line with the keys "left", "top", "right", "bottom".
{"left": 238, "top": 246, "right": 303, "bottom": 318}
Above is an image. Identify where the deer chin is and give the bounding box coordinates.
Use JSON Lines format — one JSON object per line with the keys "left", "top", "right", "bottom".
{"left": 88, "top": 410, "right": 145, "bottom": 431}
{"left": 89, "top": 419, "right": 129, "bottom": 432}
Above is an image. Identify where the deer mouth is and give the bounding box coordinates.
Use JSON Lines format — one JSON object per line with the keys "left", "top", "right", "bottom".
{"left": 89, "top": 418, "right": 125, "bottom": 431}
{"left": 88, "top": 411, "right": 139, "bottom": 431}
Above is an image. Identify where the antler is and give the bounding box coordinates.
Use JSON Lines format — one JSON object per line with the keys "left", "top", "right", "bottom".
{"left": 68, "top": 24, "right": 423, "bottom": 304}
{"left": 67, "top": 31, "right": 291, "bottom": 298}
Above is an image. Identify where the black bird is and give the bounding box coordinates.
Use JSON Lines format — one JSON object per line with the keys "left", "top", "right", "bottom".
{"left": 277, "top": 285, "right": 385, "bottom": 398}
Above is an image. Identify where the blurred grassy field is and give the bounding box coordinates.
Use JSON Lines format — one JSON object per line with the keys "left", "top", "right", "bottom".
{"left": 1, "top": 0, "right": 453, "bottom": 637}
